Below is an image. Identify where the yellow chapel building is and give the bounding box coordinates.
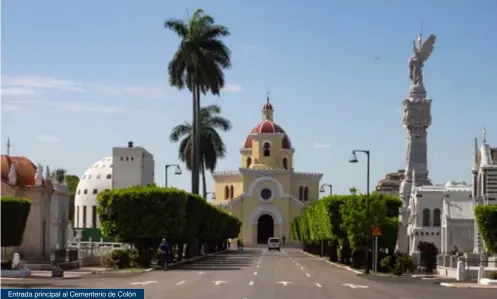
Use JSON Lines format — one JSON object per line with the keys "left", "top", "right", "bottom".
{"left": 212, "top": 98, "right": 323, "bottom": 245}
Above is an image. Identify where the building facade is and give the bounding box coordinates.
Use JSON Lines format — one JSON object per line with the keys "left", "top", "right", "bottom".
{"left": 406, "top": 179, "right": 473, "bottom": 255}
{"left": 212, "top": 99, "right": 322, "bottom": 245}
{"left": 472, "top": 130, "right": 497, "bottom": 253}
{"left": 73, "top": 142, "right": 155, "bottom": 238}
{"left": 376, "top": 169, "right": 405, "bottom": 195}
{"left": 1, "top": 155, "right": 69, "bottom": 259}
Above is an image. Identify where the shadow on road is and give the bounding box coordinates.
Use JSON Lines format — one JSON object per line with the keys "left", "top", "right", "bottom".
{"left": 174, "top": 250, "right": 257, "bottom": 271}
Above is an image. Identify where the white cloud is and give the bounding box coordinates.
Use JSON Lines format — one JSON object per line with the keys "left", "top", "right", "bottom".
{"left": 313, "top": 142, "right": 331, "bottom": 149}
{"left": 1, "top": 104, "right": 41, "bottom": 115}
{"left": 1, "top": 75, "right": 167, "bottom": 98}
{"left": 46, "top": 101, "right": 143, "bottom": 114}
{"left": 2, "top": 75, "right": 84, "bottom": 91}
{"left": 1, "top": 88, "right": 41, "bottom": 96}
{"left": 222, "top": 84, "right": 243, "bottom": 93}
{"left": 36, "top": 134, "right": 60, "bottom": 143}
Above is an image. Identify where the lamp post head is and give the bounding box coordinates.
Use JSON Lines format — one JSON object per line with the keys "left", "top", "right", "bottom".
{"left": 174, "top": 165, "right": 182, "bottom": 175}
{"left": 211, "top": 193, "right": 216, "bottom": 200}
{"left": 349, "top": 151, "right": 358, "bottom": 163}
{"left": 319, "top": 185, "right": 325, "bottom": 193}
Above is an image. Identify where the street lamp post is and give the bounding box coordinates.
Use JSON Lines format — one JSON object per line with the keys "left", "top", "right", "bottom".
{"left": 165, "top": 164, "right": 182, "bottom": 187}
{"left": 319, "top": 183, "right": 333, "bottom": 196}
{"left": 349, "top": 149, "right": 371, "bottom": 274}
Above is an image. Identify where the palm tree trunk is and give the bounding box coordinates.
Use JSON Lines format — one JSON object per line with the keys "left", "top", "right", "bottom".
{"left": 190, "top": 78, "right": 200, "bottom": 195}
{"left": 193, "top": 84, "right": 202, "bottom": 195}
{"left": 201, "top": 160, "right": 207, "bottom": 199}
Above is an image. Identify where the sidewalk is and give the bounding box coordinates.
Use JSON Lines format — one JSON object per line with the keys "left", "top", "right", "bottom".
{"left": 439, "top": 282, "right": 497, "bottom": 289}
{"left": 2, "top": 267, "right": 108, "bottom": 281}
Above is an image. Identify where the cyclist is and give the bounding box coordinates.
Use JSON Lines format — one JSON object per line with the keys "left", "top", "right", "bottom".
{"left": 159, "top": 238, "right": 169, "bottom": 270}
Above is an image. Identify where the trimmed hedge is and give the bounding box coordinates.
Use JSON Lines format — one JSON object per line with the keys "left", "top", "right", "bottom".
{"left": 474, "top": 205, "right": 497, "bottom": 254}
{"left": 1, "top": 196, "right": 32, "bottom": 247}
{"left": 292, "top": 193, "right": 402, "bottom": 250}
{"left": 97, "top": 185, "right": 241, "bottom": 266}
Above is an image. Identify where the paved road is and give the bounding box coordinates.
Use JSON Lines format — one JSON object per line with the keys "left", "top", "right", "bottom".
{"left": 3, "top": 248, "right": 496, "bottom": 298}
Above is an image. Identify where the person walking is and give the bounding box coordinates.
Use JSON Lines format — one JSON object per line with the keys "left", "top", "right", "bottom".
{"left": 159, "top": 238, "right": 169, "bottom": 270}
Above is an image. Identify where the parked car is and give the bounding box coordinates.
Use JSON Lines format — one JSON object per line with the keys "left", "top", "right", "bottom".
{"left": 268, "top": 237, "right": 280, "bottom": 251}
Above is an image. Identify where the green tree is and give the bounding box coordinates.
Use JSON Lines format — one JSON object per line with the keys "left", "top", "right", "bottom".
{"left": 51, "top": 168, "right": 79, "bottom": 222}
{"left": 97, "top": 186, "right": 240, "bottom": 266}
{"left": 170, "top": 104, "right": 232, "bottom": 198}
{"left": 1, "top": 196, "right": 31, "bottom": 247}
{"left": 474, "top": 205, "right": 497, "bottom": 254}
{"left": 165, "top": 9, "right": 232, "bottom": 195}
{"left": 52, "top": 168, "right": 67, "bottom": 183}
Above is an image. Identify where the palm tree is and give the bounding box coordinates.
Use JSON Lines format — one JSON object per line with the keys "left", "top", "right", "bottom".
{"left": 170, "top": 104, "right": 232, "bottom": 198}
{"left": 165, "top": 9, "right": 231, "bottom": 195}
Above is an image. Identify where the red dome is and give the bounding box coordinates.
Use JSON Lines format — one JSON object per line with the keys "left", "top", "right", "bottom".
{"left": 263, "top": 103, "right": 273, "bottom": 110}
{"left": 243, "top": 120, "right": 292, "bottom": 149}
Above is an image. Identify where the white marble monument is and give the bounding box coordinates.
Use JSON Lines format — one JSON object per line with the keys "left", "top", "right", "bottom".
{"left": 397, "top": 32, "right": 436, "bottom": 253}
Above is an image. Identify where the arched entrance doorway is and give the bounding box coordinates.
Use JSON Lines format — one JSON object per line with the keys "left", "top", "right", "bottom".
{"left": 257, "top": 214, "right": 274, "bottom": 244}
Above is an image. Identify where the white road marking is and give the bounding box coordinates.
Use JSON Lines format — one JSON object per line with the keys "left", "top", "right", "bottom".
{"left": 213, "top": 280, "right": 227, "bottom": 286}
{"left": 256, "top": 265, "right": 260, "bottom": 268}
{"left": 253, "top": 272, "right": 258, "bottom": 276}
{"left": 342, "top": 283, "right": 368, "bottom": 289}
{"left": 300, "top": 266, "right": 304, "bottom": 270}
{"left": 197, "top": 271, "right": 204, "bottom": 275}
{"left": 276, "top": 281, "right": 291, "bottom": 286}
{"left": 249, "top": 280, "right": 254, "bottom": 286}
{"left": 316, "top": 283, "right": 322, "bottom": 288}
{"left": 130, "top": 281, "right": 157, "bottom": 285}
{"left": 305, "top": 273, "right": 311, "bottom": 277}
{"left": 296, "top": 263, "right": 300, "bottom": 266}
{"left": 176, "top": 280, "right": 185, "bottom": 285}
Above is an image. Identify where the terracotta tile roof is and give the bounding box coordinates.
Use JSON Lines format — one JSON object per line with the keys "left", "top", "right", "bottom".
{"left": 244, "top": 120, "right": 292, "bottom": 149}
{"left": 1, "top": 155, "right": 37, "bottom": 186}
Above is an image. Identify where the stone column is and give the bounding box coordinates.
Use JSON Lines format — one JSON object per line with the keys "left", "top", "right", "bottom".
{"left": 396, "top": 89, "right": 433, "bottom": 253}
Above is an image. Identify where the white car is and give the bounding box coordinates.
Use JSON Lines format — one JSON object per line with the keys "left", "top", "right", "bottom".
{"left": 267, "top": 237, "right": 280, "bottom": 251}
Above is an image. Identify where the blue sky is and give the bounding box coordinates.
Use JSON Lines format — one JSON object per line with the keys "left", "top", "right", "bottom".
{"left": 2, "top": 0, "right": 496, "bottom": 195}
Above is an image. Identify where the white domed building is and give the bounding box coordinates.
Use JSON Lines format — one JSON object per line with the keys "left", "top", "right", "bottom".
{"left": 73, "top": 142, "right": 155, "bottom": 240}
{"left": 74, "top": 157, "right": 113, "bottom": 230}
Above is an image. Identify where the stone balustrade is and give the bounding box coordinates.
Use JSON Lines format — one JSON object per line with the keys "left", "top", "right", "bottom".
{"left": 66, "top": 237, "right": 130, "bottom": 258}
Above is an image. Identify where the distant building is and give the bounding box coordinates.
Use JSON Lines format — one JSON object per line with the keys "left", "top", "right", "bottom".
{"left": 73, "top": 142, "right": 154, "bottom": 240}
{"left": 212, "top": 98, "right": 322, "bottom": 245}
{"left": 472, "top": 130, "right": 497, "bottom": 253}
{"left": 407, "top": 181, "right": 473, "bottom": 255}
{"left": 1, "top": 155, "right": 69, "bottom": 260}
{"left": 375, "top": 169, "right": 405, "bottom": 195}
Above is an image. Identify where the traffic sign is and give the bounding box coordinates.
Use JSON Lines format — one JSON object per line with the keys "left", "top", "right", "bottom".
{"left": 372, "top": 226, "right": 382, "bottom": 237}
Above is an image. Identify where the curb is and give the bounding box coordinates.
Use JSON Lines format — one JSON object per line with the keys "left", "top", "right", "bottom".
{"left": 300, "top": 250, "right": 363, "bottom": 275}
{"left": 440, "top": 282, "right": 456, "bottom": 288}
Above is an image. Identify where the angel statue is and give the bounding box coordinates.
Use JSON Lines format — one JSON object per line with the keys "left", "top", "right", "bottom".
{"left": 409, "top": 33, "right": 436, "bottom": 87}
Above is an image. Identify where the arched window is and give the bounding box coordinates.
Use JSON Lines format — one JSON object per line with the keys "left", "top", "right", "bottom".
{"left": 299, "top": 186, "right": 303, "bottom": 201}
{"left": 433, "top": 209, "right": 441, "bottom": 227}
{"left": 230, "top": 185, "right": 234, "bottom": 199}
{"left": 224, "top": 186, "right": 229, "bottom": 200}
{"left": 263, "top": 142, "right": 271, "bottom": 157}
{"left": 304, "top": 187, "right": 309, "bottom": 201}
{"left": 422, "top": 208, "right": 431, "bottom": 227}
{"left": 282, "top": 157, "right": 288, "bottom": 169}
{"left": 246, "top": 157, "right": 252, "bottom": 168}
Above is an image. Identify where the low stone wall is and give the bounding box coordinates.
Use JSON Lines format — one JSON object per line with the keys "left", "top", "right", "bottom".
{"left": 79, "top": 255, "right": 108, "bottom": 268}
